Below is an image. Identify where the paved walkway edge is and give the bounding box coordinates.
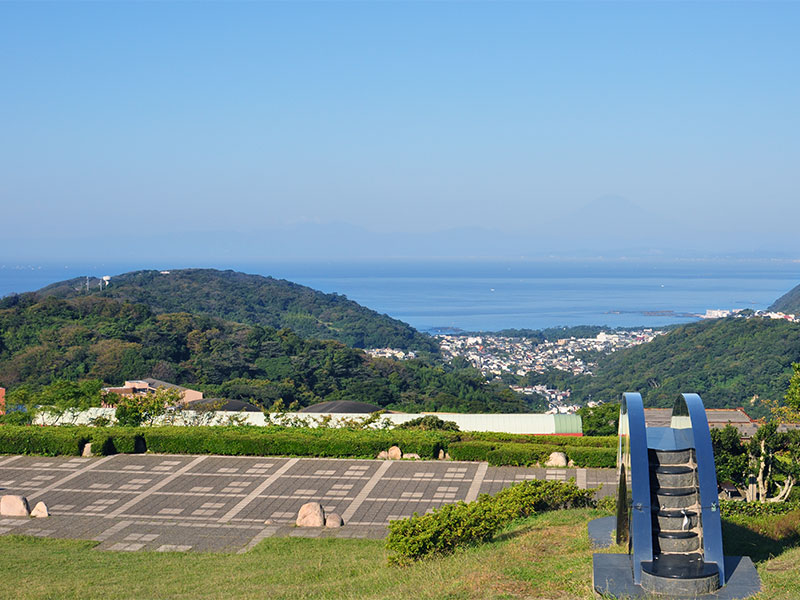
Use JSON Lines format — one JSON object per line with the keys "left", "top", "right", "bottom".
{"left": 219, "top": 458, "right": 299, "bottom": 523}
{"left": 341, "top": 461, "right": 392, "bottom": 522}
{"left": 464, "top": 462, "right": 488, "bottom": 502}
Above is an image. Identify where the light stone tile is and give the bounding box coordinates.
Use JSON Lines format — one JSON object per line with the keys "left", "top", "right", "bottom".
{"left": 157, "top": 544, "right": 191, "bottom": 552}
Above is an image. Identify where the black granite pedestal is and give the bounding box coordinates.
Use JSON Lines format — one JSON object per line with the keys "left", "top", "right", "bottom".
{"left": 592, "top": 554, "right": 761, "bottom": 599}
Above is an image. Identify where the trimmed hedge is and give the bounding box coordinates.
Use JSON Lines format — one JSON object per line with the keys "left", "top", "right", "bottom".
{"left": 487, "top": 443, "right": 557, "bottom": 467}
{"left": 448, "top": 440, "right": 616, "bottom": 468}
{"left": 141, "top": 427, "right": 448, "bottom": 459}
{"left": 0, "top": 425, "right": 616, "bottom": 467}
{"left": 386, "top": 479, "right": 594, "bottom": 563}
{"left": 720, "top": 500, "right": 800, "bottom": 518}
{"left": 459, "top": 432, "right": 617, "bottom": 448}
{"left": 446, "top": 441, "right": 495, "bottom": 462}
{"left": 565, "top": 446, "right": 617, "bottom": 468}
{"left": 0, "top": 426, "right": 90, "bottom": 456}
{"left": 90, "top": 428, "right": 146, "bottom": 455}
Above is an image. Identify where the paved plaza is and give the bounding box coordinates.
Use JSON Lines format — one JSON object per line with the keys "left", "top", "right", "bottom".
{"left": 0, "top": 454, "right": 616, "bottom": 553}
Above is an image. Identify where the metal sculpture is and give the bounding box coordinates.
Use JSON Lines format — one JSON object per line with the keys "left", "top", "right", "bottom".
{"left": 615, "top": 392, "right": 723, "bottom": 594}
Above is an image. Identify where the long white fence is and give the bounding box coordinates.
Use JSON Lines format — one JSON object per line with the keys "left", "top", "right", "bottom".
{"left": 34, "top": 408, "right": 582, "bottom": 435}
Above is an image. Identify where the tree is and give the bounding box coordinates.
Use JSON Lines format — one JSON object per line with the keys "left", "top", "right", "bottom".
{"left": 746, "top": 421, "right": 799, "bottom": 503}
{"left": 710, "top": 425, "right": 748, "bottom": 486}
{"left": 784, "top": 362, "right": 800, "bottom": 413}
{"left": 577, "top": 403, "right": 620, "bottom": 436}
{"left": 109, "top": 387, "right": 181, "bottom": 427}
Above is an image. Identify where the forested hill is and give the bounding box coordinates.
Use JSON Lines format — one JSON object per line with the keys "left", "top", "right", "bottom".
{"left": 31, "top": 269, "right": 437, "bottom": 352}
{"left": 0, "top": 294, "right": 528, "bottom": 413}
{"left": 528, "top": 317, "right": 800, "bottom": 418}
{"left": 770, "top": 282, "right": 800, "bottom": 314}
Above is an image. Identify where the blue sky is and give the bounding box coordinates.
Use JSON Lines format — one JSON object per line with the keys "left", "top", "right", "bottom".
{"left": 2, "top": 1, "right": 799, "bottom": 260}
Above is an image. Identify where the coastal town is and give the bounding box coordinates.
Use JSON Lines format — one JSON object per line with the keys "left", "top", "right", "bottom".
{"left": 366, "top": 309, "right": 800, "bottom": 415}
{"left": 437, "top": 329, "right": 661, "bottom": 378}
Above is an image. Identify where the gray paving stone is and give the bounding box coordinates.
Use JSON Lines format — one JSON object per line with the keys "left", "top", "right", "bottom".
{"left": 0, "top": 453, "right": 616, "bottom": 551}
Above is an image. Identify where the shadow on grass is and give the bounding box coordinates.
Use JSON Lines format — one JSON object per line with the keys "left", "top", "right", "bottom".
{"left": 722, "top": 518, "right": 800, "bottom": 563}
{"left": 492, "top": 523, "right": 538, "bottom": 544}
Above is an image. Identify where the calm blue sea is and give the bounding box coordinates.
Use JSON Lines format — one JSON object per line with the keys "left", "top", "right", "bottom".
{"left": 1, "top": 259, "right": 798, "bottom": 332}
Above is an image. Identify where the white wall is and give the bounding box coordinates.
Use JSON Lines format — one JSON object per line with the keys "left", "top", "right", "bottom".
{"left": 34, "top": 408, "right": 582, "bottom": 435}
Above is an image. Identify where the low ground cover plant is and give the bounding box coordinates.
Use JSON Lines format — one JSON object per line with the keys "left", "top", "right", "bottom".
{"left": 385, "top": 479, "right": 594, "bottom": 564}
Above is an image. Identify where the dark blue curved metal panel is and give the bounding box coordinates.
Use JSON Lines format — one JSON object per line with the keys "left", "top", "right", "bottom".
{"left": 673, "top": 393, "right": 726, "bottom": 584}
{"left": 622, "top": 392, "right": 652, "bottom": 584}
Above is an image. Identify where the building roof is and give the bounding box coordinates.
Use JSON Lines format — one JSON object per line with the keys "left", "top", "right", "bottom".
{"left": 643, "top": 407, "right": 758, "bottom": 438}
{"left": 300, "top": 400, "right": 383, "bottom": 414}
{"left": 140, "top": 378, "right": 191, "bottom": 392}
{"left": 185, "top": 399, "right": 261, "bottom": 412}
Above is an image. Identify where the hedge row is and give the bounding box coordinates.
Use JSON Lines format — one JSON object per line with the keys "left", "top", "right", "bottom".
{"left": 0, "top": 426, "right": 449, "bottom": 459}
{"left": 458, "top": 432, "right": 617, "bottom": 448}
{"left": 0, "top": 426, "right": 616, "bottom": 466}
{"left": 143, "top": 427, "right": 448, "bottom": 458}
{"left": 0, "top": 426, "right": 90, "bottom": 456}
{"left": 720, "top": 500, "right": 800, "bottom": 518}
{"left": 447, "top": 440, "right": 616, "bottom": 468}
{"left": 386, "top": 479, "right": 595, "bottom": 563}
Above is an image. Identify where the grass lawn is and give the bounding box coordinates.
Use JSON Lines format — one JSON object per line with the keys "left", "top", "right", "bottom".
{"left": 1, "top": 508, "right": 799, "bottom": 599}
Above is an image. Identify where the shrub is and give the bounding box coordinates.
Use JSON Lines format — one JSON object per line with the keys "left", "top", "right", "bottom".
{"left": 447, "top": 441, "right": 494, "bottom": 462}
{"left": 565, "top": 446, "right": 617, "bottom": 468}
{"left": 396, "top": 415, "right": 459, "bottom": 431}
{"left": 448, "top": 440, "right": 616, "bottom": 468}
{"left": 90, "top": 428, "right": 146, "bottom": 455}
{"left": 0, "top": 425, "right": 90, "bottom": 456}
{"left": 142, "top": 427, "right": 447, "bottom": 459}
{"left": 458, "top": 432, "right": 616, "bottom": 448}
{"left": 720, "top": 500, "right": 800, "bottom": 518}
{"left": 487, "top": 443, "right": 556, "bottom": 467}
{"left": 386, "top": 479, "right": 594, "bottom": 564}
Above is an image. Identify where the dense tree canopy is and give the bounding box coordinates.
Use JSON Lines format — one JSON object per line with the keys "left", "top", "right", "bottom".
{"left": 526, "top": 318, "right": 800, "bottom": 417}
{"left": 0, "top": 295, "right": 531, "bottom": 414}
{"left": 26, "top": 268, "right": 438, "bottom": 352}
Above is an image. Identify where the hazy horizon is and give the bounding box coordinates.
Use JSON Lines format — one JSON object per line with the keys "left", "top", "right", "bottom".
{"left": 2, "top": 2, "right": 799, "bottom": 262}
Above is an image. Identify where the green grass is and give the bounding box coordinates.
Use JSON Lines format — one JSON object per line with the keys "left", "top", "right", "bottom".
{"left": 1, "top": 508, "right": 800, "bottom": 599}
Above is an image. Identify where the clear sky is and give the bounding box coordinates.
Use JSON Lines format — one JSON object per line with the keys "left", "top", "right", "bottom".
{"left": 2, "top": 1, "right": 799, "bottom": 260}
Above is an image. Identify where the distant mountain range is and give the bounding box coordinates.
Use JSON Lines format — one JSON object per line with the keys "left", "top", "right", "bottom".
{"left": 34, "top": 269, "right": 438, "bottom": 353}
{"left": 5, "top": 196, "right": 799, "bottom": 262}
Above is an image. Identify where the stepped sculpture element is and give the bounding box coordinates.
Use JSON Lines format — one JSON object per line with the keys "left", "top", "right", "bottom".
{"left": 592, "top": 392, "right": 762, "bottom": 599}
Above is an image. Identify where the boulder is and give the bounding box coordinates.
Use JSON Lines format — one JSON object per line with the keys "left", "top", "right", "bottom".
{"left": 444, "top": 452, "right": 451, "bottom": 460}
{"left": 403, "top": 453, "right": 421, "bottom": 460}
{"left": 325, "top": 513, "right": 343, "bottom": 528}
{"left": 377, "top": 450, "right": 390, "bottom": 460}
{"left": 545, "top": 451, "right": 568, "bottom": 467}
{"left": 438, "top": 449, "right": 446, "bottom": 460}
{"left": 81, "top": 443, "right": 93, "bottom": 457}
{"left": 296, "top": 502, "right": 325, "bottom": 527}
{"left": 31, "top": 501, "right": 49, "bottom": 518}
{"left": 0, "top": 495, "right": 30, "bottom": 517}
{"left": 387, "top": 446, "right": 402, "bottom": 460}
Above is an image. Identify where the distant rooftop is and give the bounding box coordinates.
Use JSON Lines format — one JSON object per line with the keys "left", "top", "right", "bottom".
{"left": 644, "top": 407, "right": 758, "bottom": 438}
{"left": 300, "top": 400, "right": 383, "bottom": 414}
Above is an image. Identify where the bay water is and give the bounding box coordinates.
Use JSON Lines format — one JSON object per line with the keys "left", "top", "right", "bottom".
{"left": 1, "top": 259, "right": 798, "bottom": 333}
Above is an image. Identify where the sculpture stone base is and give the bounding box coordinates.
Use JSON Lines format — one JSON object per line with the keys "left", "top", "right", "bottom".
{"left": 593, "top": 554, "right": 761, "bottom": 599}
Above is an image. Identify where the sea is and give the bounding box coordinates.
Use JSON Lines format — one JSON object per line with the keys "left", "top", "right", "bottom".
{"left": 1, "top": 259, "right": 798, "bottom": 333}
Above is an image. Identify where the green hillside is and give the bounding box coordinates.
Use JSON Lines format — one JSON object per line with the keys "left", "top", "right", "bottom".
{"left": 0, "top": 294, "right": 529, "bottom": 413}
{"left": 33, "top": 269, "right": 437, "bottom": 352}
{"left": 770, "top": 282, "right": 800, "bottom": 314}
{"left": 527, "top": 317, "right": 800, "bottom": 417}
